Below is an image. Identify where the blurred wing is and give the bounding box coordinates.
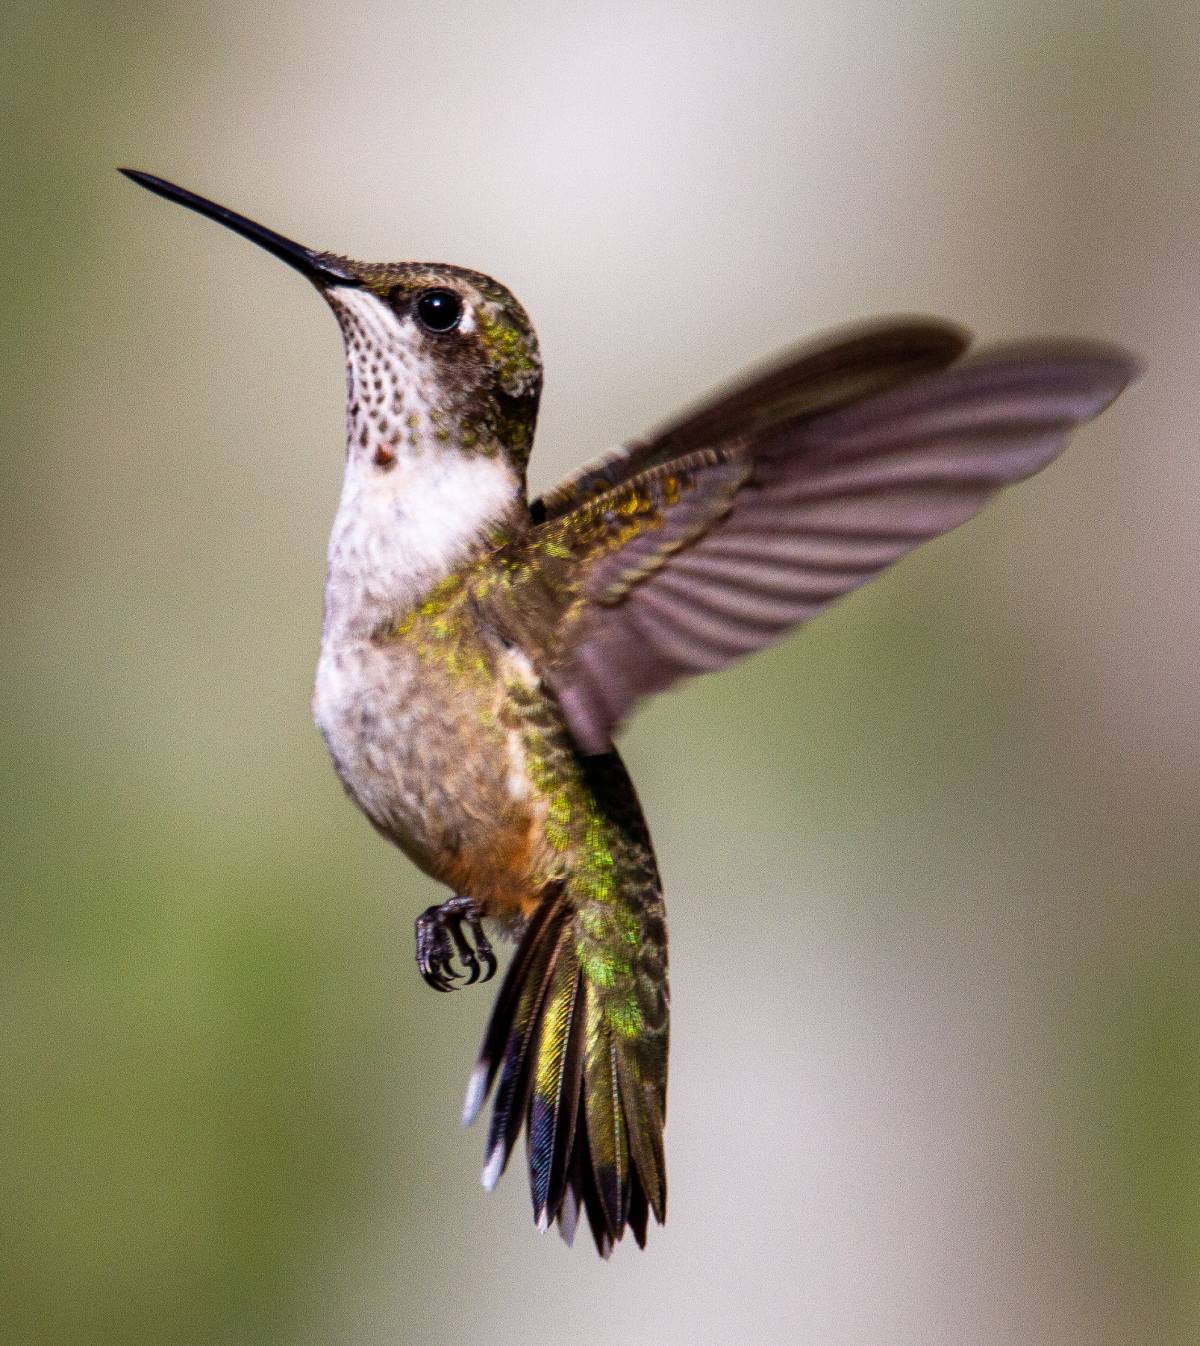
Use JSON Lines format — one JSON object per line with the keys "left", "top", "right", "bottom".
{"left": 524, "top": 338, "right": 1137, "bottom": 754}
{"left": 533, "top": 317, "right": 970, "bottom": 520}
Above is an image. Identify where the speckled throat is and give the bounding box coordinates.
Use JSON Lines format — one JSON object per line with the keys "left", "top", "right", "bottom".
{"left": 319, "top": 285, "right": 532, "bottom": 638}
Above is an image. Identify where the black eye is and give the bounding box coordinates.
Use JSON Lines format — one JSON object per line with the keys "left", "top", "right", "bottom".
{"left": 415, "top": 288, "right": 463, "bottom": 333}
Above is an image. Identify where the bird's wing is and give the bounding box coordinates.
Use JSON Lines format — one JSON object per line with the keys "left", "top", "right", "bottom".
{"left": 504, "top": 326, "right": 1137, "bottom": 754}
{"left": 532, "top": 317, "right": 971, "bottom": 520}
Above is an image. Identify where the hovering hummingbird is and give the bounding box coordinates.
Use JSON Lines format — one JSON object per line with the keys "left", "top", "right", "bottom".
{"left": 122, "top": 168, "right": 1136, "bottom": 1256}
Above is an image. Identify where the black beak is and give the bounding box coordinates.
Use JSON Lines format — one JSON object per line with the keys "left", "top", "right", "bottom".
{"left": 119, "top": 169, "right": 361, "bottom": 288}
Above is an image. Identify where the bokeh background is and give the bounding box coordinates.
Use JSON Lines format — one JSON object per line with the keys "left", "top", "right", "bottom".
{"left": 3, "top": 2, "right": 1197, "bottom": 1342}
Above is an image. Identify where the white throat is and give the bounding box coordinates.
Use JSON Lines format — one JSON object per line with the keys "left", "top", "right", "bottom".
{"left": 321, "top": 288, "right": 521, "bottom": 640}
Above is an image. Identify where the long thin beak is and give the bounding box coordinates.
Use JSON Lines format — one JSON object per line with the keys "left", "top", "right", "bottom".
{"left": 119, "top": 169, "right": 361, "bottom": 287}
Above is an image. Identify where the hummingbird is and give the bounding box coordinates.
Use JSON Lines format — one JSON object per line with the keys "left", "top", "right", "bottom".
{"left": 121, "top": 168, "right": 1137, "bottom": 1256}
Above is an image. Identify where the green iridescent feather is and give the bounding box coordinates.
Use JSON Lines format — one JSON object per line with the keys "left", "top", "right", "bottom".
{"left": 467, "top": 748, "right": 668, "bottom": 1254}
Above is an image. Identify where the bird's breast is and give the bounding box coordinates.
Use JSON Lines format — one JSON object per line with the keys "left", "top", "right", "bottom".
{"left": 312, "top": 629, "right": 561, "bottom": 921}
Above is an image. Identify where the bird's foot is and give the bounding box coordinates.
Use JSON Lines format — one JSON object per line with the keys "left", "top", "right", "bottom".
{"left": 415, "top": 894, "right": 497, "bottom": 992}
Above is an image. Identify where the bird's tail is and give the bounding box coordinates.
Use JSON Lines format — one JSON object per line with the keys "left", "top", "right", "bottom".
{"left": 463, "top": 756, "right": 668, "bottom": 1256}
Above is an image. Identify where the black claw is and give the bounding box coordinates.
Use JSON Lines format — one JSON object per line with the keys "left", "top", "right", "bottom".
{"left": 414, "top": 895, "right": 495, "bottom": 993}
{"left": 415, "top": 903, "right": 458, "bottom": 991}
{"left": 478, "top": 940, "right": 498, "bottom": 984}
{"left": 446, "top": 914, "right": 481, "bottom": 985}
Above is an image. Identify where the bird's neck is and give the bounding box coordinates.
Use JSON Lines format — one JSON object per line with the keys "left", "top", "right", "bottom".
{"left": 322, "top": 441, "right": 525, "bottom": 642}
{"left": 320, "top": 285, "right": 529, "bottom": 641}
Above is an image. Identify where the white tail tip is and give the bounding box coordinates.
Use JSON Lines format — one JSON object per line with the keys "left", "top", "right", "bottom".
{"left": 462, "top": 1063, "right": 488, "bottom": 1127}
{"left": 481, "top": 1143, "right": 505, "bottom": 1192}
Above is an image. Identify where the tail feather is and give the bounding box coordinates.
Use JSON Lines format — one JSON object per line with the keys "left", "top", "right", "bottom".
{"left": 627, "top": 1171, "right": 650, "bottom": 1249}
{"left": 556, "top": 1108, "right": 584, "bottom": 1247}
{"left": 527, "top": 925, "right": 585, "bottom": 1226}
{"left": 583, "top": 997, "right": 632, "bottom": 1242}
{"left": 617, "top": 1050, "right": 667, "bottom": 1224}
{"left": 480, "top": 900, "right": 569, "bottom": 1190}
{"left": 464, "top": 885, "right": 566, "bottom": 1129}
{"left": 466, "top": 888, "right": 668, "bottom": 1255}
{"left": 577, "top": 1109, "right": 617, "bottom": 1258}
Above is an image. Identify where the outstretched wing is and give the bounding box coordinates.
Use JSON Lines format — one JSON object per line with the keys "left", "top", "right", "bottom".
{"left": 533, "top": 317, "right": 970, "bottom": 520}
{"left": 507, "top": 324, "right": 1137, "bottom": 754}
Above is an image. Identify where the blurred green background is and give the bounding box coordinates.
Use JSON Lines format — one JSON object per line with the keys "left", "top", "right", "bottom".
{"left": 3, "top": 2, "right": 1197, "bottom": 1342}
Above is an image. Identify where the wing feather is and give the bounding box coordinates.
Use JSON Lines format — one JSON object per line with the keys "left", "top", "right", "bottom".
{"left": 505, "top": 329, "right": 1137, "bottom": 753}
{"left": 534, "top": 317, "right": 971, "bottom": 518}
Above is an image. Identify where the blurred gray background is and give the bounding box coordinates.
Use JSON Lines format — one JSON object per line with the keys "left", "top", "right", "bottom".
{"left": 3, "top": 2, "right": 1197, "bottom": 1343}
